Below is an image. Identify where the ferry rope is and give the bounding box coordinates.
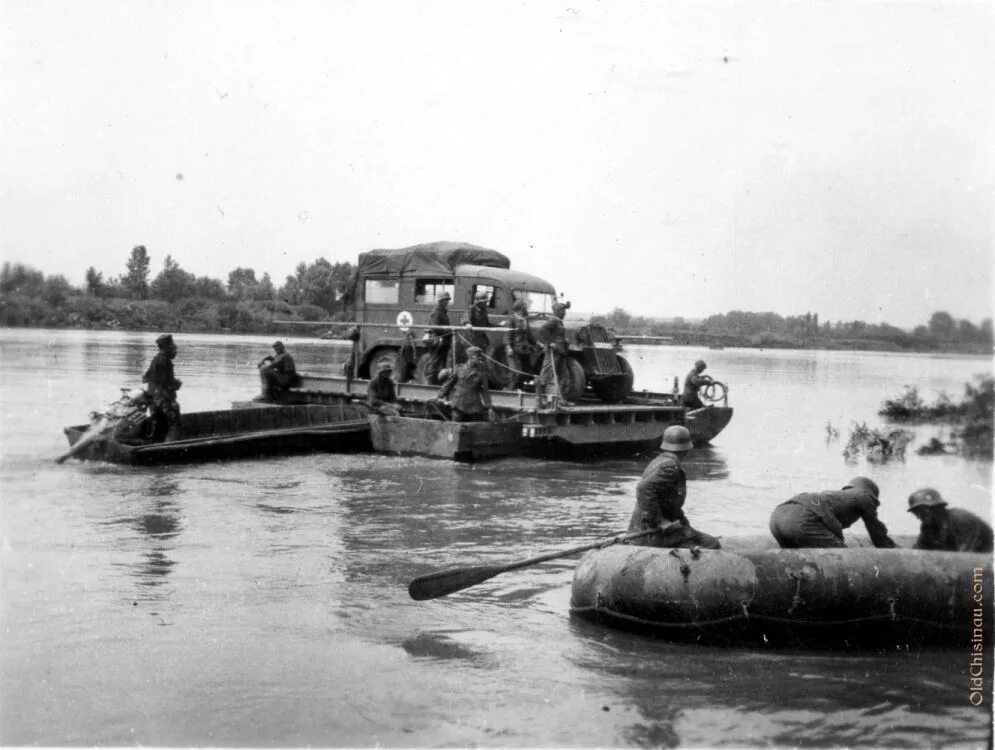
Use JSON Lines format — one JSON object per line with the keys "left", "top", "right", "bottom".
{"left": 451, "top": 328, "right": 535, "bottom": 380}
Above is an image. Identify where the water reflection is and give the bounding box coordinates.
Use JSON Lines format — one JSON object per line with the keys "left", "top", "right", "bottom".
{"left": 400, "top": 631, "right": 492, "bottom": 666}
{"left": 683, "top": 446, "right": 730, "bottom": 481}
{"left": 568, "top": 618, "right": 991, "bottom": 747}
{"left": 104, "top": 475, "right": 183, "bottom": 610}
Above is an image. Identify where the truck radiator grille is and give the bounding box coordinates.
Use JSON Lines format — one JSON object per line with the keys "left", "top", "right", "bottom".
{"left": 582, "top": 325, "right": 621, "bottom": 375}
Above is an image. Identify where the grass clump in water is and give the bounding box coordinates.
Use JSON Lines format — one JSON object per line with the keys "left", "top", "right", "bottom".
{"left": 879, "top": 374, "right": 993, "bottom": 458}
{"left": 843, "top": 422, "right": 914, "bottom": 462}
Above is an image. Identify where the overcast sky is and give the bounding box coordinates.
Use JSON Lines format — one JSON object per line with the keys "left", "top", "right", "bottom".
{"left": 1, "top": 0, "right": 991, "bottom": 328}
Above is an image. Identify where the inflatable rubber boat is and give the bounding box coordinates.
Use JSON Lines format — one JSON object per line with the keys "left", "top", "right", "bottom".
{"left": 570, "top": 538, "right": 991, "bottom": 648}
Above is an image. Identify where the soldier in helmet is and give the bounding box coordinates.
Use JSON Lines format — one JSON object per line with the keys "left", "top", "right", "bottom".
{"left": 503, "top": 299, "right": 535, "bottom": 389}
{"left": 627, "top": 425, "right": 721, "bottom": 549}
{"left": 536, "top": 300, "right": 572, "bottom": 406}
{"left": 436, "top": 346, "right": 495, "bottom": 423}
{"left": 256, "top": 340, "right": 299, "bottom": 402}
{"left": 467, "top": 291, "right": 493, "bottom": 351}
{"left": 908, "top": 488, "right": 993, "bottom": 553}
{"left": 425, "top": 291, "right": 453, "bottom": 383}
{"left": 367, "top": 360, "right": 400, "bottom": 416}
{"left": 142, "top": 333, "right": 182, "bottom": 442}
{"left": 682, "top": 359, "right": 714, "bottom": 409}
{"left": 769, "top": 477, "right": 897, "bottom": 549}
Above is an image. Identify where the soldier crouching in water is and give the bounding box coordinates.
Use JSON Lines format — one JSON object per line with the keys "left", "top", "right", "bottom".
{"left": 627, "top": 425, "right": 721, "bottom": 549}
{"left": 142, "top": 333, "right": 182, "bottom": 443}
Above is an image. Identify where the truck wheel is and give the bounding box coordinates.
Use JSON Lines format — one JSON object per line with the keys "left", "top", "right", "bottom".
{"left": 592, "top": 355, "right": 634, "bottom": 403}
{"left": 415, "top": 352, "right": 451, "bottom": 385}
{"left": 561, "top": 357, "right": 587, "bottom": 402}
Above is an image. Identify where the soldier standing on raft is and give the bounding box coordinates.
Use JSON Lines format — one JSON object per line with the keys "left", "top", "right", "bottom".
{"left": 682, "top": 359, "right": 714, "bottom": 409}
{"left": 436, "top": 346, "right": 495, "bottom": 423}
{"left": 467, "top": 291, "right": 493, "bottom": 351}
{"left": 425, "top": 291, "right": 453, "bottom": 384}
{"left": 535, "top": 301, "right": 571, "bottom": 406}
{"left": 768, "top": 477, "right": 897, "bottom": 549}
{"left": 504, "top": 299, "right": 534, "bottom": 389}
{"left": 627, "top": 425, "right": 722, "bottom": 549}
{"left": 142, "top": 333, "right": 182, "bottom": 443}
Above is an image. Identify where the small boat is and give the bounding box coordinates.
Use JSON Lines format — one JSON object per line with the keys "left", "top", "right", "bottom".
{"left": 62, "top": 404, "right": 371, "bottom": 465}
{"left": 570, "top": 537, "right": 991, "bottom": 648}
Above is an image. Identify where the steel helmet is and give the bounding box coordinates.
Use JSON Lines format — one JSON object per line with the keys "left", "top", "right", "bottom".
{"left": 842, "top": 476, "right": 879, "bottom": 501}
{"left": 474, "top": 291, "right": 489, "bottom": 302}
{"left": 660, "top": 425, "right": 693, "bottom": 452}
{"left": 907, "top": 487, "right": 947, "bottom": 512}
{"left": 695, "top": 359, "right": 707, "bottom": 370}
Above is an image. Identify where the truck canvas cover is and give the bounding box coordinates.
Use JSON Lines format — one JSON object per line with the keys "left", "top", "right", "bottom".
{"left": 357, "top": 241, "right": 511, "bottom": 276}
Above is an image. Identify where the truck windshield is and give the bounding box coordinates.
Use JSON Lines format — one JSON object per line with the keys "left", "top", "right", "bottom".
{"left": 513, "top": 290, "right": 557, "bottom": 314}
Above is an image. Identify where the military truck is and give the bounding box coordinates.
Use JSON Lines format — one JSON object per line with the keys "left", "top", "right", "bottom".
{"left": 349, "top": 241, "right": 635, "bottom": 403}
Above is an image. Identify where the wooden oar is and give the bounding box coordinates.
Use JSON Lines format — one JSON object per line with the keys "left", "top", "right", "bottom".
{"left": 408, "top": 523, "right": 682, "bottom": 601}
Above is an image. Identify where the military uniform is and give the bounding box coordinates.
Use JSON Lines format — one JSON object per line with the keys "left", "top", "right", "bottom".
{"left": 503, "top": 315, "right": 535, "bottom": 388}
{"left": 438, "top": 359, "right": 492, "bottom": 422}
{"left": 769, "top": 489, "right": 896, "bottom": 548}
{"left": 627, "top": 452, "right": 721, "bottom": 549}
{"left": 468, "top": 302, "right": 492, "bottom": 351}
{"left": 682, "top": 367, "right": 711, "bottom": 409}
{"left": 914, "top": 508, "right": 993, "bottom": 553}
{"left": 535, "top": 314, "right": 568, "bottom": 401}
{"left": 258, "top": 344, "right": 299, "bottom": 399}
{"left": 367, "top": 373, "right": 397, "bottom": 409}
{"left": 142, "top": 338, "right": 181, "bottom": 442}
{"left": 426, "top": 300, "right": 452, "bottom": 382}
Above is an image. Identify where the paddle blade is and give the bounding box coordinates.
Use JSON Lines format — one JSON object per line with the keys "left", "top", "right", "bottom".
{"left": 408, "top": 564, "right": 507, "bottom": 601}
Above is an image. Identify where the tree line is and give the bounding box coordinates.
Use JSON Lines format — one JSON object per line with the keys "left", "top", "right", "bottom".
{"left": 591, "top": 308, "right": 993, "bottom": 353}
{"left": 1, "top": 248, "right": 991, "bottom": 353}
{"left": 0, "top": 246, "right": 356, "bottom": 333}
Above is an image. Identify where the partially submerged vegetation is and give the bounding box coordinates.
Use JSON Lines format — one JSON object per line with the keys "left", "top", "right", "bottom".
{"left": 842, "top": 422, "right": 914, "bottom": 463}
{"left": 879, "top": 375, "right": 994, "bottom": 458}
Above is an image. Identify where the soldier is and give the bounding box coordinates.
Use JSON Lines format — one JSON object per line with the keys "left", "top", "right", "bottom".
{"left": 536, "top": 301, "right": 571, "bottom": 406}
{"left": 682, "top": 359, "right": 714, "bottom": 409}
{"left": 142, "top": 333, "right": 182, "bottom": 442}
{"left": 367, "top": 361, "right": 400, "bottom": 416}
{"left": 467, "top": 291, "right": 493, "bottom": 351}
{"left": 627, "top": 425, "right": 721, "bottom": 549}
{"left": 769, "top": 477, "right": 897, "bottom": 549}
{"left": 436, "top": 346, "right": 495, "bottom": 423}
{"left": 908, "top": 488, "right": 993, "bottom": 553}
{"left": 503, "top": 299, "right": 535, "bottom": 389}
{"left": 256, "top": 340, "right": 299, "bottom": 402}
{"left": 425, "top": 291, "right": 453, "bottom": 383}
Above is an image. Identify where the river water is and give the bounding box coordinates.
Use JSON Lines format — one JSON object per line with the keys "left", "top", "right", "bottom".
{"left": 1, "top": 327, "right": 992, "bottom": 747}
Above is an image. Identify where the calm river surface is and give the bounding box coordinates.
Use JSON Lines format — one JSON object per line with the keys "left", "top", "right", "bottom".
{"left": 1, "top": 328, "right": 992, "bottom": 748}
